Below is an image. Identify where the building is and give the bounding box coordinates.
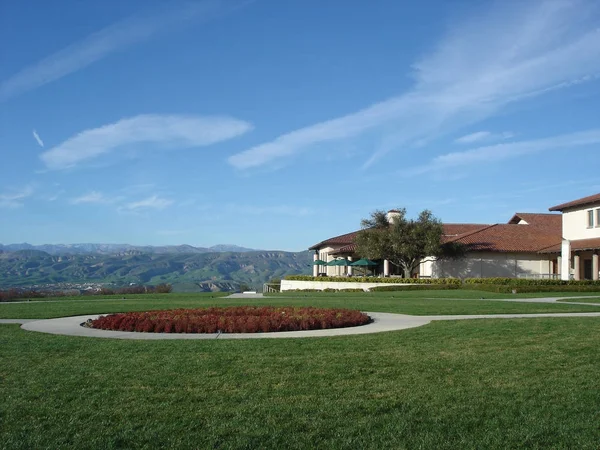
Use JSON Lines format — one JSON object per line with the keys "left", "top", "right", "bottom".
{"left": 309, "top": 193, "right": 600, "bottom": 281}
{"left": 546, "top": 193, "right": 600, "bottom": 281}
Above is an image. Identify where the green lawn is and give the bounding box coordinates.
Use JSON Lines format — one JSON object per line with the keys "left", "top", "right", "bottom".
{"left": 2, "top": 290, "right": 600, "bottom": 319}
{"left": 2, "top": 292, "right": 600, "bottom": 449}
{"left": 2, "top": 317, "right": 600, "bottom": 449}
{"left": 559, "top": 297, "right": 600, "bottom": 303}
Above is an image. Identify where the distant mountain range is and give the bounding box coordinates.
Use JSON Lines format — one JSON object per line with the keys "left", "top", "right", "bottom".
{"left": 0, "top": 243, "right": 257, "bottom": 256}
{"left": 0, "top": 245, "right": 312, "bottom": 292}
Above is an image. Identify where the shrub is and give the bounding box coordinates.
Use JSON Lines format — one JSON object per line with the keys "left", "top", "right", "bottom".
{"left": 463, "top": 278, "right": 600, "bottom": 286}
{"left": 369, "top": 284, "right": 460, "bottom": 292}
{"left": 155, "top": 283, "right": 172, "bottom": 294}
{"left": 91, "top": 306, "right": 371, "bottom": 334}
{"left": 462, "top": 284, "right": 600, "bottom": 294}
{"left": 285, "top": 275, "right": 461, "bottom": 285}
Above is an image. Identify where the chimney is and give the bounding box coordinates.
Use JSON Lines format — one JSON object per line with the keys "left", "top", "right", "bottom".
{"left": 386, "top": 209, "right": 401, "bottom": 223}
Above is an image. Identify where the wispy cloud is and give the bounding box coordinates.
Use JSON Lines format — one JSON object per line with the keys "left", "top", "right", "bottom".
{"left": 125, "top": 195, "right": 173, "bottom": 211}
{"left": 408, "top": 128, "right": 600, "bottom": 176}
{"left": 454, "top": 131, "right": 514, "bottom": 144}
{"left": 228, "top": 0, "right": 600, "bottom": 170}
{"left": 40, "top": 114, "right": 253, "bottom": 170}
{"left": 70, "top": 191, "right": 117, "bottom": 205}
{"left": 0, "top": 186, "right": 34, "bottom": 208}
{"left": 32, "top": 130, "right": 44, "bottom": 147}
{"left": 0, "top": 1, "right": 247, "bottom": 102}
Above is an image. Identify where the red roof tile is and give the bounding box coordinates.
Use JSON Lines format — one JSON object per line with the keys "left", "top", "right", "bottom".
{"left": 445, "top": 224, "right": 561, "bottom": 253}
{"left": 332, "top": 244, "right": 357, "bottom": 254}
{"left": 549, "top": 193, "right": 600, "bottom": 211}
{"left": 310, "top": 215, "right": 563, "bottom": 254}
{"left": 308, "top": 230, "right": 359, "bottom": 250}
{"left": 507, "top": 213, "right": 562, "bottom": 234}
{"left": 442, "top": 223, "right": 490, "bottom": 237}
{"left": 539, "top": 237, "right": 600, "bottom": 253}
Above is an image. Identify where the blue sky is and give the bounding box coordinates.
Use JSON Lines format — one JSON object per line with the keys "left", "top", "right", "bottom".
{"left": 1, "top": 0, "right": 600, "bottom": 251}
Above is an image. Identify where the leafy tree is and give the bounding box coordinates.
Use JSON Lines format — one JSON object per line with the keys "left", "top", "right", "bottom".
{"left": 238, "top": 282, "right": 251, "bottom": 292}
{"left": 155, "top": 283, "right": 173, "bottom": 294}
{"left": 355, "top": 208, "right": 459, "bottom": 278}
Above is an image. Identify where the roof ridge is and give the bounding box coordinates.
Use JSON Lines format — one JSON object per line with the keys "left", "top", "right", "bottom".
{"left": 445, "top": 223, "right": 498, "bottom": 243}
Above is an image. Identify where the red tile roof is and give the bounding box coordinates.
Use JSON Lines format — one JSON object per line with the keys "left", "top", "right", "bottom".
{"left": 310, "top": 215, "right": 563, "bottom": 254}
{"left": 507, "top": 213, "right": 562, "bottom": 234}
{"left": 332, "top": 244, "right": 356, "bottom": 254}
{"left": 311, "top": 224, "right": 489, "bottom": 250}
{"left": 442, "top": 223, "right": 490, "bottom": 239}
{"left": 445, "top": 224, "right": 561, "bottom": 253}
{"left": 539, "top": 237, "right": 600, "bottom": 254}
{"left": 308, "top": 230, "right": 359, "bottom": 250}
{"left": 549, "top": 193, "right": 600, "bottom": 212}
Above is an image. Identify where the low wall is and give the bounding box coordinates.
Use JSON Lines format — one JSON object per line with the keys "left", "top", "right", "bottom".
{"left": 280, "top": 279, "right": 411, "bottom": 292}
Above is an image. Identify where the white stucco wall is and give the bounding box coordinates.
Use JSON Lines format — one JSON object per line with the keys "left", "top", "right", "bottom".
{"left": 562, "top": 204, "right": 600, "bottom": 240}
{"left": 281, "top": 279, "right": 412, "bottom": 292}
{"left": 314, "top": 246, "right": 340, "bottom": 276}
{"left": 429, "top": 252, "right": 554, "bottom": 278}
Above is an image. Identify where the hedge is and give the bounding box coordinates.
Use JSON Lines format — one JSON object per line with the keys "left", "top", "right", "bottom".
{"left": 369, "top": 284, "right": 459, "bottom": 292}
{"left": 285, "top": 275, "right": 600, "bottom": 287}
{"left": 464, "top": 278, "right": 600, "bottom": 286}
{"left": 285, "top": 275, "right": 462, "bottom": 285}
{"left": 462, "top": 284, "right": 600, "bottom": 294}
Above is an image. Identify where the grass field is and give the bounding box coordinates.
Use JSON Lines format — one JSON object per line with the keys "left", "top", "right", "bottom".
{"left": 2, "top": 290, "right": 600, "bottom": 319}
{"left": 560, "top": 297, "right": 600, "bottom": 303}
{"left": 2, "top": 291, "right": 600, "bottom": 449}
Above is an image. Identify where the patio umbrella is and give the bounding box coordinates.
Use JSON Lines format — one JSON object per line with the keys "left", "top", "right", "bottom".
{"left": 326, "top": 258, "right": 350, "bottom": 266}
{"left": 349, "top": 258, "right": 378, "bottom": 266}
{"left": 326, "top": 258, "right": 350, "bottom": 276}
{"left": 312, "top": 259, "right": 327, "bottom": 265}
{"left": 349, "top": 258, "right": 379, "bottom": 276}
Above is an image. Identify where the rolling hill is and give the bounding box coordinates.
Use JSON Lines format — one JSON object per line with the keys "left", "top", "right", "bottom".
{"left": 0, "top": 248, "right": 312, "bottom": 292}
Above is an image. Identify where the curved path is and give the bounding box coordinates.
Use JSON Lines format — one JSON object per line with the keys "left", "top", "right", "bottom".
{"left": 14, "top": 311, "right": 600, "bottom": 340}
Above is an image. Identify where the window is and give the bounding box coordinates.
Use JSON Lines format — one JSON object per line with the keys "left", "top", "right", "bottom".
{"left": 597, "top": 209, "right": 600, "bottom": 228}
{"left": 588, "top": 210, "right": 594, "bottom": 228}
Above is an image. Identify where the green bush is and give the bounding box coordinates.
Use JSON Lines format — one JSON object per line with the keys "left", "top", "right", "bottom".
{"left": 369, "top": 284, "right": 459, "bottom": 292}
{"left": 462, "top": 284, "right": 600, "bottom": 294}
{"left": 464, "top": 278, "right": 600, "bottom": 286}
{"left": 285, "top": 275, "right": 461, "bottom": 285}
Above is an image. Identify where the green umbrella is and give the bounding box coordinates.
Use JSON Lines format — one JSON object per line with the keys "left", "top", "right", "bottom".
{"left": 326, "top": 258, "right": 350, "bottom": 266}
{"left": 349, "top": 258, "right": 378, "bottom": 266}
{"left": 349, "top": 258, "right": 379, "bottom": 276}
{"left": 312, "top": 259, "right": 327, "bottom": 265}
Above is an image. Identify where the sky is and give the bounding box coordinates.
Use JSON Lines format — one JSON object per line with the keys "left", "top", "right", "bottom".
{"left": 1, "top": 0, "right": 600, "bottom": 251}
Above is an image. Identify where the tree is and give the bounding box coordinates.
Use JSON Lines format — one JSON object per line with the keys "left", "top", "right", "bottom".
{"left": 354, "top": 208, "right": 455, "bottom": 278}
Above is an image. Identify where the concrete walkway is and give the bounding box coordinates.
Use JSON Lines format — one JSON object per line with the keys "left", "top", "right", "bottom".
{"left": 16, "top": 310, "right": 600, "bottom": 340}
{"left": 0, "top": 319, "right": 36, "bottom": 324}
{"left": 423, "top": 296, "right": 600, "bottom": 307}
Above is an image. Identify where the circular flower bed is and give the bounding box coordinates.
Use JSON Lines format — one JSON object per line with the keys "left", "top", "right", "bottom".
{"left": 90, "top": 306, "right": 371, "bottom": 334}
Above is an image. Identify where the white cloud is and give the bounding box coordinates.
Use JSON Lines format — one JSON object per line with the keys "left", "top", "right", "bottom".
{"left": 125, "top": 195, "right": 173, "bottom": 211}
{"left": 454, "top": 131, "right": 515, "bottom": 144}
{"left": 40, "top": 114, "right": 253, "bottom": 170}
{"left": 228, "top": 0, "right": 600, "bottom": 170}
{"left": 32, "top": 130, "right": 44, "bottom": 147}
{"left": 70, "top": 191, "right": 115, "bottom": 205}
{"left": 0, "top": 186, "right": 34, "bottom": 208}
{"left": 0, "top": 1, "right": 243, "bottom": 102}
{"left": 408, "top": 128, "right": 600, "bottom": 175}
{"left": 454, "top": 131, "right": 512, "bottom": 144}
